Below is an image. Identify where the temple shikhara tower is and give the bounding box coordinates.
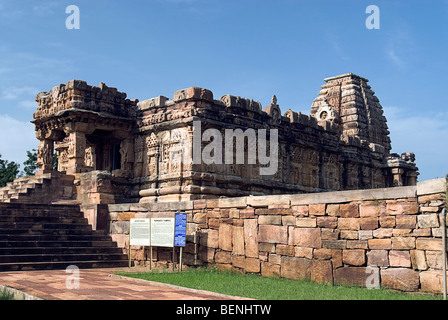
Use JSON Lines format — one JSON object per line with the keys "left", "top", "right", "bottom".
{"left": 22, "top": 73, "right": 418, "bottom": 206}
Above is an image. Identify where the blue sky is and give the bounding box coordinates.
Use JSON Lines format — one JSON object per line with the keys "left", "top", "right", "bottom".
{"left": 0, "top": 0, "right": 447, "bottom": 181}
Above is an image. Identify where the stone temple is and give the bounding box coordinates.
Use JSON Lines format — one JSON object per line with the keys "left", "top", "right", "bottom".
{"left": 28, "top": 73, "right": 418, "bottom": 206}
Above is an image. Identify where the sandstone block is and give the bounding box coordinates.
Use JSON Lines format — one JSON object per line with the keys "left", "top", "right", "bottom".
{"left": 368, "top": 239, "right": 392, "bottom": 250}
{"left": 276, "top": 244, "right": 295, "bottom": 256}
{"left": 391, "top": 237, "right": 415, "bottom": 250}
{"left": 387, "top": 202, "right": 419, "bottom": 215}
{"left": 311, "top": 260, "right": 333, "bottom": 284}
{"left": 215, "top": 251, "right": 231, "bottom": 264}
{"left": 395, "top": 215, "right": 416, "bottom": 229}
{"left": 232, "top": 226, "right": 245, "bottom": 255}
{"left": 309, "top": 204, "right": 326, "bottom": 216}
{"left": 294, "top": 247, "right": 313, "bottom": 259}
{"left": 219, "top": 224, "right": 233, "bottom": 251}
{"left": 282, "top": 216, "right": 296, "bottom": 226}
{"left": 317, "top": 216, "right": 338, "bottom": 229}
{"left": 340, "top": 203, "right": 360, "bottom": 218}
{"left": 338, "top": 218, "right": 360, "bottom": 230}
{"left": 417, "top": 214, "right": 440, "bottom": 228}
{"left": 245, "top": 258, "right": 260, "bottom": 273}
{"left": 373, "top": 228, "right": 393, "bottom": 238}
{"left": 380, "top": 216, "right": 396, "bottom": 228}
{"left": 359, "top": 201, "right": 385, "bottom": 217}
{"left": 293, "top": 205, "right": 309, "bottom": 217}
{"left": 346, "top": 240, "right": 368, "bottom": 249}
{"left": 389, "top": 250, "right": 411, "bottom": 267}
{"left": 358, "top": 230, "right": 373, "bottom": 240}
{"left": 367, "top": 250, "right": 389, "bottom": 267}
{"left": 199, "top": 229, "right": 219, "bottom": 248}
{"left": 381, "top": 268, "right": 419, "bottom": 291}
{"left": 326, "top": 204, "right": 340, "bottom": 217}
{"left": 334, "top": 267, "right": 370, "bottom": 287}
{"left": 288, "top": 227, "right": 322, "bottom": 248}
{"left": 258, "top": 225, "right": 288, "bottom": 244}
{"left": 410, "top": 250, "right": 428, "bottom": 270}
{"left": 258, "top": 215, "right": 282, "bottom": 225}
{"left": 420, "top": 270, "right": 447, "bottom": 293}
{"left": 280, "top": 256, "right": 311, "bottom": 280}
{"left": 313, "top": 248, "right": 333, "bottom": 260}
{"left": 231, "top": 255, "right": 245, "bottom": 269}
{"left": 343, "top": 249, "right": 365, "bottom": 266}
{"left": 244, "top": 219, "right": 259, "bottom": 258}
{"left": 340, "top": 230, "right": 358, "bottom": 240}
{"left": 258, "top": 242, "right": 275, "bottom": 253}
{"left": 296, "top": 217, "right": 317, "bottom": 227}
{"left": 261, "top": 262, "right": 281, "bottom": 278}
{"left": 322, "top": 239, "right": 347, "bottom": 250}
{"left": 416, "top": 238, "right": 443, "bottom": 251}
{"left": 360, "top": 217, "right": 378, "bottom": 230}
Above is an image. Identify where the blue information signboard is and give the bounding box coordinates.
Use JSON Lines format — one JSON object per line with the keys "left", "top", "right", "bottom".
{"left": 174, "top": 213, "right": 187, "bottom": 247}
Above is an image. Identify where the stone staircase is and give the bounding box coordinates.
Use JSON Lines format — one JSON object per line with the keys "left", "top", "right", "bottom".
{"left": 0, "top": 173, "right": 76, "bottom": 204}
{"left": 0, "top": 203, "right": 128, "bottom": 271}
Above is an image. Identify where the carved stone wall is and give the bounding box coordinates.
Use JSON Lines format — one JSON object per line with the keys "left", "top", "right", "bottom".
{"left": 32, "top": 74, "right": 419, "bottom": 204}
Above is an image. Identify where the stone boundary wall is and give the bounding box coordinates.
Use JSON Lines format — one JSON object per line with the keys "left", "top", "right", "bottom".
{"left": 108, "top": 178, "right": 447, "bottom": 293}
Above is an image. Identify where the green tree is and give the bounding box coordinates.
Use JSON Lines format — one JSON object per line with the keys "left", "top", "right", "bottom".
{"left": 0, "top": 154, "right": 20, "bottom": 187}
{"left": 22, "top": 149, "right": 38, "bottom": 177}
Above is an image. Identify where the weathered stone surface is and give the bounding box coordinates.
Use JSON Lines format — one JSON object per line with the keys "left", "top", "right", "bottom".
{"left": 381, "top": 268, "right": 419, "bottom": 291}
{"left": 420, "top": 270, "right": 446, "bottom": 293}
{"left": 219, "top": 224, "right": 233, "bottom": 251}
{"left": 367, "top": 250, "right": 389, "bottom": 267}
{"left": 338, "top": 218, "right": 360, "bottom": 230}
{"left": 280, "top": 256, "right": 312, "bottom": 280}
{"left": 232, "top": 226, "right": 245, "bottom": 255}
{"left": 311, "top": 260, "right": 333, "bottom": 284}
{"left": 340, "top": 203, "right": 359, "bottom": 218}
{"left": 334, "top": 267, "right": 369, "bottom": 287}
{"left": 368, "top": 239, "right": 392, "bottom": 250}
{"left": 416, "top": 238, "right": 443, "bottom": 251}
{"left": 261, "top": 262, "right": 281, "bottom": 277}
{"left": 387, "top": 202, "right": 419, "bottom": 215}
{"left": 309, "top": 204, "right": 326, "bottom": 216}
{"left": 389, "top": 250, "right": 411, "bottom": 267}
{"left": 288, "top": 227, "right": 322, "bottom": 248}
{"left": 258, "top": 225, "right": 288, "bottom": 244}
{"left": 343, "top": 250, "right": 365, "bottom": 266}
{"left": 410, "top": 250, "right": 428, "bottom": 270}
{"left": 244, "top": 219, "right": 258, "bottom": 258}
{"left": 417, "top": 214, "right": 439, "bottom": 228}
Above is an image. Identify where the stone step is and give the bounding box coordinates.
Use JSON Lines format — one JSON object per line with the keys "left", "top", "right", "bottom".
{"left": 0, "top": 222, "right": 93, "bottom": 231}
{"left": 0, "top": 215, "right": 89, "bottom": 224}
{"left": 0, "top": 260, "right": 129, "bottom": 272}
{"left": 0, "top": 253, "right": 128, "bottom": 263}
{"left": 0, "top": 201, "right": 128, "bottom": 272}
{"left": 0, "top": 240, "right": 118, "bottom": 248}
{"left": 0, "top": 234, "right": 113, "bottom": 242}
{"left": 0, "top": 246, "right": 124, "bottom": 255}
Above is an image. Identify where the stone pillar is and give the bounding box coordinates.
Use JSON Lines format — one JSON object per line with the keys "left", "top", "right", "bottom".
{"left": 36, "top": 139, "right": 54, "bottom": 174}
{"left": 391, "top": 168, "right": 404, "bottom": 187}
{"left": 67, "top": 131, "right": 87, "bottom": 174}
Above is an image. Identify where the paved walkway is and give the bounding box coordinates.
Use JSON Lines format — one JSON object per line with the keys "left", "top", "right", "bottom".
{"left": 0, "top": 267, "right": 250, "bottom": 300}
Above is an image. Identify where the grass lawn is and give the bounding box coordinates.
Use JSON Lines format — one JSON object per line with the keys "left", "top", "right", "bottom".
{"left": 117, "top": 266, "right": 441, "bottom": 300}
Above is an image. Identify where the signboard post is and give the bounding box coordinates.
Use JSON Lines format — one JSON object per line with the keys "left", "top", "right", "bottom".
{"left": 175, "top": 213, "right": 187, "bottom": 271}
{"left": 128, "top": 215, "right": 187, "bottom": 271}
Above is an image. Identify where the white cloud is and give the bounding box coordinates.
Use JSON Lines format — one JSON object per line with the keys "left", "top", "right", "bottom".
{"left": 383, "top": 106, "right": 448, "bottom": 181}
{"left": 0, "top": 114, "right": 37, "bottom": 166}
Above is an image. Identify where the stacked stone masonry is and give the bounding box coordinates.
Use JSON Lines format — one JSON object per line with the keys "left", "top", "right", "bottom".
{"left": 108, "top": 178, "right": 447, "bottom": 293}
